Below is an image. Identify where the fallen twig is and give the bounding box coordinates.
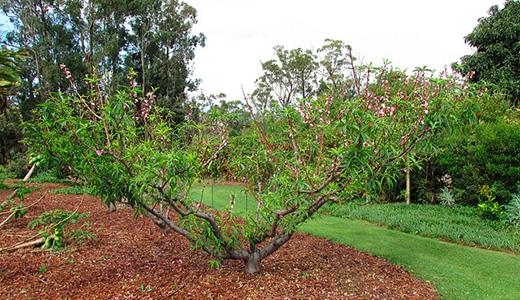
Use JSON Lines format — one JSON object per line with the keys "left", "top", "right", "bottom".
{"left": 10, "top": 236, "right": 49, "bottom": 250}
{"left": 162, "top": 275, "right": 192, "bottom": 299}
{"left": 0, "top": 232, "right": 43, "bottom": 252}
{"left": 18, "top": 267, "right": 48, "bottom": 285}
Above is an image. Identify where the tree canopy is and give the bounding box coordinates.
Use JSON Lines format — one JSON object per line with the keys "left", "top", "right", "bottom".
{"left": 24, "top": 61, "right": 483, "bottom": 274}
{"left": 454, "top": 0, "right": 520, "bottom": 104}
{"left": 251, "top": 40, "right": 365, "bottom": 114}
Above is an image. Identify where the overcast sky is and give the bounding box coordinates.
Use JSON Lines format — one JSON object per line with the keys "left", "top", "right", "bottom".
{"left": 188, "top": 0, "right": 502, "bottom": 100}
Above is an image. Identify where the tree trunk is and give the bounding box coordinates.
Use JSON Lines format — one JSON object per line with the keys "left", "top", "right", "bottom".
{"left": 241, "top": 233, "right": 293, "bottom": 274}
{"left": 23, "top": 163, "right": 37, "bottom": 181}
{"left": 243, "top": 252, "right": 262, "bottom": 275}
{"left": 406, "top": 157, "right": 411, "bottom": 205}
{"left": 406, "top": 168, "right": 411, "bottom": 205}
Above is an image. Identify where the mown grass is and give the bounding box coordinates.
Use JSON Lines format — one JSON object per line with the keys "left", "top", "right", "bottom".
{"left": 189, "top": 183, "right": 255, "bottom": 212}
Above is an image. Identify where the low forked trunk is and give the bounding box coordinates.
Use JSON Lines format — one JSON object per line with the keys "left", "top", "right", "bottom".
{"left": 239, "top": 233, "right": 293, "bottom": 274}
{"left": 243, "top": 252, "right": 262, "bottom": 275}
{"left": 142, "top": 202, "right": 295, "bottom": 275}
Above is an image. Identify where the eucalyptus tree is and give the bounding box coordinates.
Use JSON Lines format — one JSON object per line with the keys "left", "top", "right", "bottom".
{"left": 125, "top": 0, "right": 205, "bottom": 122}
{"left": 0, "top": 0, "right": 204, "bottom": 119}
{"left": 317, "top": 38, "right": 359, "bottom": 98}
{"left": 252, "top": 45, "right": 318, "bottom": 110}
{"left": 0, "top": 0, "right": 88, "bottom": 116}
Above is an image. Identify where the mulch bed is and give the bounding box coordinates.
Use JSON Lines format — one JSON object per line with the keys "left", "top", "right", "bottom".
{"left": 0, "top": 183, "right": 439, "bottom": 299}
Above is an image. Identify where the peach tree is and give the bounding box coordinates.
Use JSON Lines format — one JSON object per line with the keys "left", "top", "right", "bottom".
{"left": 24, "top": 66, "right": 482, "bottom": 274}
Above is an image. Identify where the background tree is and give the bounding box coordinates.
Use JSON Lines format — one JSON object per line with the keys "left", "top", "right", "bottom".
{"left": 0, "top": 0, "right": 204, "bottom": 120}
{"left": 0, "top": 48, "right": 27, "bottom": 166}
{"left": 317, "top": 38, "right": 358, "bottom": 97}
{"left": 252, "top": 45, "right": 318, "bottom": 110}
{"left": 252, "top": 40, "right": 368, "bottom": 113}
{"left": 0, "top": 48, "right": 26, "bottom": 112}
{"left": 1, "top": 0, "right": 88, "bottom": 116}
{"left": 453, "top": 0, "right": 520, "bottom": 104}
{"left": 125, "top": 0, "right": 205, "bottom": 123}
{"left": 0, "top": 0, "right": 204, "bottom": 174}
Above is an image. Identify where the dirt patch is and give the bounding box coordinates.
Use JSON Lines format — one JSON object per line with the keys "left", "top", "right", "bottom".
{"left": 0, "top": 183, "right": 438, "bottom": 299}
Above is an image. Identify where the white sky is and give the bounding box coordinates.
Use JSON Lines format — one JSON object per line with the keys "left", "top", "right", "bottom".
{"left": 188, "top": 0, "right": 502, "bottom": 100}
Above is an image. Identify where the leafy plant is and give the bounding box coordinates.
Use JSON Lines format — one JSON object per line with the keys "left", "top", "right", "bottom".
{"left": 139, "top": 284, "right": 153, "bottom": 292}
{"left": 27, "top": 173, "right": 71, "bottom": 184}
{"left": 438, "top": 187, "right": 456, "bottom": 207}
{"left": 28, "top": 209, "right": 91, "bottom": 249}
{"left": 477, "top": 184, "right": 504, "bottom": 220}
{"left": 208, "top": 259, "right": 222, "bottom": 270}
{"left": 39, "top": 264, "right": 47, "bottom": 273}
{"left": 0, "top": 182, "right": 41, "bottom": 228}
{"left": 406, "top": 93, "right": 520, "bottom": 207}
{"left": 9, "top": 203, "right": 28, "bottom": 219}
{"left": 24, "top": 58, "right": 485, "bottom": 274}
{"left": 68, "top": 228, "right": 97, "bottom": 244}
{"left": 323, "top": 201, "right": 520, "bottom": 253}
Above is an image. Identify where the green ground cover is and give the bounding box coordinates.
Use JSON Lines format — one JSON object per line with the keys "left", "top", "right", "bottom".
{"left": 324, "top": 203, "right": 520, "bottom": 253}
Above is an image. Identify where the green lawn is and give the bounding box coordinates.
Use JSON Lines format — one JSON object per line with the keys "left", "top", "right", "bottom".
{"left": 190, "top": 183, "right": 255, "bottom": 212}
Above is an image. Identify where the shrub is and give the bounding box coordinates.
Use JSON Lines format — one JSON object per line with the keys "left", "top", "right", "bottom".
{"left": 7, "top": 152, "right": 28, "bottom": 179}
{"left": 393, "top": 93, "right": 520, "bottom": 207}
{"left": 416, "top": 121, "right": 520, "bottom": 207}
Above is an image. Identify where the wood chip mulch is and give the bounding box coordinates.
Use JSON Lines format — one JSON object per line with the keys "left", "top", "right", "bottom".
{"left": 0, "top": 183, "right": 438, "bottom": 299}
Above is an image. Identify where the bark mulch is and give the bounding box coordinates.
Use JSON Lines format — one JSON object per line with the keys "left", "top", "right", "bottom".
{"left": 0, "top": 183, "right": 439, "bottom": 299}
